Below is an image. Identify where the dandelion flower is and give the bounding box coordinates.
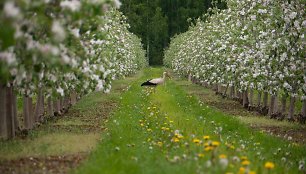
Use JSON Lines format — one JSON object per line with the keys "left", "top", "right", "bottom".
{"left": 157, "top": 142, "right": 163, "bottom": 147}
{"left": 172, "top": 137, "right": 180, "bottom": 143}
{"left": 212, "top": 141, "right": 220, "bottom": 147}
{"left": 193, "top": 138, "right": 201, "bottom": 144}
{"left": 198, "top": 153, "right": 205, "bottom": 158}
{"left": 242, "top": 160, "right": 250, "bottom": 166}
{"left": 265, "top": 162, "right": 275, "bottom": 169}
{"left": 241, "top": 156, "right": 248, "bottom": 161}
{"left": 238, "top": 167, "right": 245, "bottom": 174}
{"left": 204, "top": 146, "right": 213, "bottom": 151}
{"left": 203, "top": 135, "right": 210, "bottom": 140}
{"left": 219, "top": 154, "right": 227, "bottom": 159}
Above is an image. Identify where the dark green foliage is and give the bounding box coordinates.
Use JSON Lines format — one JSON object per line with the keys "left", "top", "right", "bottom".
{"left": 120, "top": 0, "right": 226, "bottom": 65}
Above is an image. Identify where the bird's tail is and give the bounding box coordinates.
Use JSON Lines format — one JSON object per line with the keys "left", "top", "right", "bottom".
{"left": 141, "top": 81, "right": 154, "bottom": 86}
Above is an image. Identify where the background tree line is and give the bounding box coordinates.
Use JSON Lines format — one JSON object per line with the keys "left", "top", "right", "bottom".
{"left": 120, "top": 0, "right": 226, "bottom": 65}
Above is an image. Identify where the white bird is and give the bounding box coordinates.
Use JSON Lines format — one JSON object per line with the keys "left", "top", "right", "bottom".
{"left": 141, "top": 72, "right": 169, "bottom": 87}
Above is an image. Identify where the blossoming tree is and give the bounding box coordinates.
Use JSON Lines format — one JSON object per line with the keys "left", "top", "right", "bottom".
{"left": 0, "top": 0, "right": 147, "bottom": 139}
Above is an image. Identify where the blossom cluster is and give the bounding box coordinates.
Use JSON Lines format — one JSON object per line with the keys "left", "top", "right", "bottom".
{"left": 164, "top": 0, "right": 305, "bottom": 99}
{"left": 0, "top": 0, "right": 146, "bottom": 98}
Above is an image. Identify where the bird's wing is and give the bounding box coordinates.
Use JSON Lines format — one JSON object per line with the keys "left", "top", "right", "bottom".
{"left": 149, "top": 78, "right": 163, "bottom": 84}
{"left": 141, "top": 79, "right": 156, "bottom": 86}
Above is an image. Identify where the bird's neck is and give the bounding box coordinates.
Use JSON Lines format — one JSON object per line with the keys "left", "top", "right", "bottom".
{"left": 162, "top": 74, "right": 166, "bottom": 80}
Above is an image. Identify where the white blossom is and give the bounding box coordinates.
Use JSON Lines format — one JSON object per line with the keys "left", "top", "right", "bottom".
{"left": 52, "top": 21, "right": 66, "bottom": 41}
{"left": 4, "top": 2, "right": 20, "bottom": 18}
{"left": 60, "top": 0, "right": 81, "bottom": 12}
{"left": 56, "top": 87, "right": 64, "bottom": 96}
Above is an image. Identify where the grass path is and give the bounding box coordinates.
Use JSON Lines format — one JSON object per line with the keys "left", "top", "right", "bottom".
{"left": 75, "top": 68, "right": 306, "bottom": 174}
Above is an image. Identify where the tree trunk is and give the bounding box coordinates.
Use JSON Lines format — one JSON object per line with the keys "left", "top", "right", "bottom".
{"left": 257, "top": 91, "right": 262, "bottom": 107}
{"left": 71, "top": 91, "right": 77, "bottom": 105}
{"left": 34, "top": 89, "right": 41, "bottom": 122}
{"left": 188, "top": 73, "right": 192, "bottom": 82}
{"left": 53, "top": 100, "right": 58, "bottom": 115}
{"left": 12, "top": 90, "right": 18, "bottom": 131}
{"left": 66, "top": 96, "right": 71, "bottom": 108}
{"left": 263, "top": 92, "right": 268, "bottom": 108}
{"left": 268, "top": 95, "right": 276, "bottom": 116}
{"left": 287, "top": 96, "right": 296, "bottom": 121}
{"left": 47, "top": 97, "right": 54, "bottom": 117}
{"left": 23, "top": 95, "right": 32, "bottom": 130}
{"left": 229, "top": 86, "right": 235, "bottom": 99}
{"left": 274, "top": 95, "right": 278, "bottom": 115}
{"left": 34, "top": 87, "right": 44, "bottom": 123}
{"left": 223, "top": 84, "right": 229, "bottom": 97}
{"left": 242, "top": 89, "right": 249, "bottom": 108}
{"left": 60, "top": 98, "right": 64, "bottom": 112}
{"left": 29, "top": 97, "right": 34, "bottom": 127}
{"left": 236, "top": 90, "right": 243, "bottom": 101}
{"left": 301, "top": 99, "right": 306, "bottom": 119}
{"left": 217, "top": 84, "right": 222, "bottom": 94}
{"left": 54, "top": 99, "right": 61, "bottom": 116}
{"left": 0, "top": 84, "right": 7, "bottom": 139}
{"left": 40, "top": 90, "right": 44, "bottom": 119}
{"left": 301, "top": 99, "right": 306, "bottom": 123}
{"left": 249, "top": 89, "right": 254, "bottom": 107}
{"left": 281, "top": 95, "right": 287, "bottom": 116}
{"left": 6, "top": 85, "right": 15, "bottom": 138}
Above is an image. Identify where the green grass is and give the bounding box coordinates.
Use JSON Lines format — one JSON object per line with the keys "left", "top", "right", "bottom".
{"left": 75, "top": 68, "right": 306, "bottom": 174}
{"left": 0, "top": 133, "right": 99, "bottom": 160}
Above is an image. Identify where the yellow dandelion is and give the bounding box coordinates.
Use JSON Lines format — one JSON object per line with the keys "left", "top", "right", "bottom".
{"left": 249, "top": 171, "right": 256, "bottom": 174}
{"left": 241, "top": 160, "right": 250, "bottom": 166}
{"left": 172, "top": 137, "right": 180, "bottom": 143}
{"left": 241, "top": 156, "right": 248, "bottom": 161}
{"left": 212, "top": 141, "right": 220, "bottom": 147}
{"left": 203, "top": 135, "right": 210, "bottom": 140}
{"left": 157, "top": 141, "right": 163, "bottom": 147}
{"left": 197, "top": 153, "right": 205, "bottom": 158}
{"left": 238, "top": 167, "right": 245, "bottom": 174}
{"left": 140, "top": 123, "right": 144, "bottom": 127}
{"left": 193, "top": 138, "right": 201, "bottom": 144}
{"left": 219, "top": 154, "right": 227, "bottom": 159}
{"left": 204, "top": 146, "right": 213, "bottom": 151}
{"left": 177, "top": 135, "right": 184, "bottom": 139}
{"left": 264, "top": 162, "right": 275, "bottom": 169}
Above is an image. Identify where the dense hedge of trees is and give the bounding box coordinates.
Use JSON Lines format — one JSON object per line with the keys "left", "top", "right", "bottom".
{"left": 165, "top": 0, "right": 305, "bottom": 122}
{"left": 120, "top": 0, "right": 225, "bottom": 65}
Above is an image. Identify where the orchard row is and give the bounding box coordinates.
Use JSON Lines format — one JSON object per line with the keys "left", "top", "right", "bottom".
{"left": 165, "top": 0, "right": 305, "bottom": 121}
{"left": 0, "top": 0, "right": 147, "bottom": 139}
